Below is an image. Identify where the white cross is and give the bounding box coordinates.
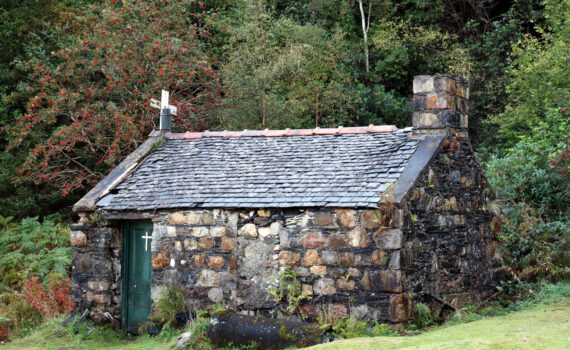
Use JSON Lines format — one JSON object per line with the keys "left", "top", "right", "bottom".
{"left": 141, "top": 232, "right": 153, "bottom": 252}
{"left": 150, "top": 90, "right": 178, "bottom": 115}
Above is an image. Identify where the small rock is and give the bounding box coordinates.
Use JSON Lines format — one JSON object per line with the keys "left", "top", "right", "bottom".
{"left": 208, "top": 288, "right": 224, "bottom": 303}
{"left": 168, "top": 212, "right": 186, "bottom": 225}
{"left": 201, "top": 212, "right": 215, "bottom": 225}
{"left": 320, "top": 250, "right": 338, "bottom": 265}
{"left": 336, "top": 209, "right": 356, "bottom": 228}
{"left": 192, "top": 227, "right": 209, "bottom": 238}
{"left": 221, "top": 237, "right": 236, "bottom": 251}
{"left": 197, "top": 270, "right": 221, "bottom": 287}
{"left": 338, "top": 252, "right": 355, "bottom": 267}
{"left": 210, "top": 226, "right": 226, "bottom": 237}
{"left": 198, "top": 237, "right": 215, "bottom": 249}
{"left": 209, "top": 256, "right": 224, "bottom": 269}
{"left": 310, "top": 265, "right": 327, "bottom": 275}
{"left": 269, "top": 222, "right": 282, "bottom": 236}
{"left": 70, "top": 231, "right": 87, "bottom": 246}
{"left": 327, "top": 233, "right": 348, "bottom": 248}
{"left": 184, "top": 239, "right": 198, "bottom": 250}
{"left": 239, "top": 223, "right": 258, "bottom": 238}
{"left": 313, "top": 278, "right": 336, "bottom": 295}
{"left": 300, "top": 231, "right": 326, "bottom": 249}
{"left": 449, "top": 170, "right": 461, "bottom": 183}
{"left": 373, "top": 229, "right": 402, "bottom": 250}
{"left": 258, "top": 227, "right": 271, "bottom": 238}
{"left": 336, "top": 278, "right": 355, "bottom": 290}
{"left": 177, "top": 331, "right": 193, "bottom": 348}
{"left": 278, "top": 251, "right": 300, "bottom": 266}
{"left": 187, "top": 212, "right": 202, "bottom": 224}
{"left": 389, "top": 251, "right": 401, "bottom": 269}
{"left": 371, "top": 250, "right": 386, "bottom": 265}
{"left": 192, "top": 254, "right": 206, "bottom": 267}
{"left": 360, "top": 210, "right": 381, "bottom": 229}
{"left": 348, "top": 228, "right": 368, "bottom": 248}
{"left": 303, "top": 250, "right": 321, "bottom": 266}
{"left": 313, "top": 211, "right": 334, "bottom": 227}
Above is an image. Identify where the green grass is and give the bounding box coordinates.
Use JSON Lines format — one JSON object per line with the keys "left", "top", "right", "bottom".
{"left": 0, "top": 321, "right": 179, "bottom": 350}
{"left": 3, "top": 284, "right": 570, "bottom": 350}
{"left": 310, "top": 284, "right": 570, "bottom": 350}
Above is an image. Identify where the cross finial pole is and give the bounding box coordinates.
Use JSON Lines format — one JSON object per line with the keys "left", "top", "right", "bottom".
{"left": 150, "top": 90, "right": 178, "bottom": 132}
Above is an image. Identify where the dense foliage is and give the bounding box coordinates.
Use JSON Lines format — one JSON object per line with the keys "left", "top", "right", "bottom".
{"left": 0, "top": 216, "right": 71, "bottom": 292}
{"left": 8, "top": 0, "right": 223, "bottom": 197}
{"left": 0, "top": 216, "right": 72, "bottom": 339}
{"left": 485, "top": 0, "right": 570, "bottom": 283}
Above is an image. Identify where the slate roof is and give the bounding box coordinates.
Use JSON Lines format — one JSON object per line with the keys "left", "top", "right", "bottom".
{"left": 96, "top": 126, "right": 422, "bottom": 210}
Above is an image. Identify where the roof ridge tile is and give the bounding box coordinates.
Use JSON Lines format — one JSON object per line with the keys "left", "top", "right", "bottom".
{"left": 149, "top": 125, "right": 398, "bottom": 139}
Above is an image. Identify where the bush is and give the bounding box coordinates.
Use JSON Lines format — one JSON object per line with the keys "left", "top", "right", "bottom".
{"left": 268, "top": 268, "right": 311, "bottom": 315}
{"left": 372, "top": 322, "right": 397, "bottom": 337}
{"left": 486, "top": 108, "right": 569, "bottom": 283}
{"left": 0, "top": 216, "right": 72, "bottom": 340}
{"left": 332, "top": 317, "right": 371, "bottom": 339}
{"left": 0, "top": 216, "right": 71, "bottom": 292}
{"left": 149, "top": 285, "right": 186, "bottom": 329}
{"left": 413, "top": 303, "right": 433, "bottom": 328}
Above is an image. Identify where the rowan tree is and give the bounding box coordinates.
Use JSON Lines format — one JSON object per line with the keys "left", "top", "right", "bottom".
{"left": 10, "top": 0, "right": 224, "bottom": 196}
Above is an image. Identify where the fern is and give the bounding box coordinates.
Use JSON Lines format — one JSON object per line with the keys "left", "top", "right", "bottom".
{"left": 0, "top": 217, "right": 71, "bottom": 292}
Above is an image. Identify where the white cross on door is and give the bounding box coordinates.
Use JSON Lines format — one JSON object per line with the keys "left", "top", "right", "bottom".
{"left": 141, "top": 232, "right": 152, "bottom": 252}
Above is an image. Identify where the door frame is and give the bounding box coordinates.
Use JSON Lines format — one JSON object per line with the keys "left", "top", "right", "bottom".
{"left": 120, "top": 220, "right": 153, "bottom": 332}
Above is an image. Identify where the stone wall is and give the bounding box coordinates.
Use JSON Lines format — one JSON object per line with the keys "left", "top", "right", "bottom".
{"left": 149, "top": 207, "right": 410, "bottom": 323}
{"left": 70, "top": 220, "right": 121, "bottom": 326}
{"left": 71, "top": 206, "right": 411, "bottom": 326}
{"left": 399, "top": 134, "right": 500, "bottom": 310}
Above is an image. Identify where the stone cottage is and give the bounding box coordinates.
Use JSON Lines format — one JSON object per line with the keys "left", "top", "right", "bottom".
{"left": 71, "top": 75, "right": 500, "bottom": 332}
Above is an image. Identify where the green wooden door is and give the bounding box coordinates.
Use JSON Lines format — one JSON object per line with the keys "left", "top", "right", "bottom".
{"left": 121, "top": 221, "right": 153, "bottom": 333}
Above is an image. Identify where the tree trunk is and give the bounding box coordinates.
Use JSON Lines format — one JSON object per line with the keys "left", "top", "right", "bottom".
{"left": 208, "top": 310, "right": 323, "bottom": 350}
{"left": 358, "top": 0, "right": 370, "bottom": 73}
{"left": 315, "top": 91, "right": 319, "bottom": 127}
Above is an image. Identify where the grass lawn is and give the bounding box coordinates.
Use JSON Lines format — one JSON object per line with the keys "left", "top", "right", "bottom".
{"left": 2, "top": 284, "right": 569, "bottom": 350}
{"left": 0, "top": 323, "right": 179, "bottom": 350}
{"left": 310, "top": 298, "right": 570, "bottom": 350}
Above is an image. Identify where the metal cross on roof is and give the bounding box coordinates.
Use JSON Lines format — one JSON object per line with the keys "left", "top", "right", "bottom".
{"left": 150, "top": 90, "right": 178, "bottom": 115}
{"left": 150, "top": 90, "right": 177, "bottom": 131}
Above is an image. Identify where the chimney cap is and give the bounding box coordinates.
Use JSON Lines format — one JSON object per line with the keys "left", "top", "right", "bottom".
{"left": 412, "top": 75, "right": 469, "bottom": 134}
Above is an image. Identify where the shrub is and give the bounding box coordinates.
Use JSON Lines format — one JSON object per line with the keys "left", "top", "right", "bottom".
{"left": 21, "top": 275, "right": 73, "bottom": 317}
{"left": 149, "top": 285, "right": 186, "bottom": 329}
{"left": 0, "top": 216, "right": 72, "bottom": 340}
{"left": 372, "top": 322, "right": 397, "bottom": 337}
{"left": 486, "top": 108, "right": 569, "bottom": 283}
{"left": 0, "top": 217, "right": 71, "bottom": 292}
{"left": 268, "top": 268, "right": 311, "bottom": 315}
{"left": 332, "top": 317, "right": 371, "bottom": 339}
{"left": 180, "top": 315, "right": 212, "bottom": 350}
{"left": 413, "top": 303, "right": 433, "bottom": 328}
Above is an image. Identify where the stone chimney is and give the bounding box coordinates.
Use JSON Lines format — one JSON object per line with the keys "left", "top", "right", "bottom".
{"left": 412, "top": 75, "right": 469, "bottom": 137}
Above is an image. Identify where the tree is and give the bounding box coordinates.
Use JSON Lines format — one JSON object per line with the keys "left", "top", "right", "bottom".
{"left": 484, "top": 0, "right": 570, "bottom": 283}
{"left": 220, "top": 0, "right": 370, "bottom": 129}
{"left": 489, "top": 0, "right": 570, "bottom": 147}
{"left": 0, "top": 0, "right": 94, "bottom": 217}
{"left": 9, "top": 0, "right": 224, "bottom": 197}
{"left": 357, "top": 0, "right": 372, "bottom": 73}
